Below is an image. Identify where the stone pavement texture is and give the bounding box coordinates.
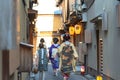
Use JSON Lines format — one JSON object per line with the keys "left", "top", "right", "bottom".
{"left": 28, "top": 63, "right": 88, "bottom": 80}
{"left": 84, "top": 74, "right": 96, "bottom": 80}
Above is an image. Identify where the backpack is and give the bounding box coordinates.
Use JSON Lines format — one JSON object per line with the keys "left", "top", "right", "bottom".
{"left": 51, "top": 45, "right": 59, "bottom": 60}
{"left": 61, "top": 43, "right": 74, "bottom": 73}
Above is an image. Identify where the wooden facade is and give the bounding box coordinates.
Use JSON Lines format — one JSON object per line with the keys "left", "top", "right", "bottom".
{"left": 19, "top": 42, "right": 34, "bottom": 72}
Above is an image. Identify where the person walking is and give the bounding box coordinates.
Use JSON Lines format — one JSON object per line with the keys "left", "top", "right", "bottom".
{"left": 36, "top": 38, "right": 48, "bottom": 80}
{"left": 49, "top": 37, "right": 60, "bottom": 76}
{"left": 58, "top": 34, "right": 78, "bottom": 80}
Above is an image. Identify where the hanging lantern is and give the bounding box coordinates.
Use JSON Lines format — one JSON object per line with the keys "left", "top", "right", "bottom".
{"left": 80, "top": 65, "right": 85, "bottom": 75}
{"left": 96, "top": 75, "right": 103, "bottom": 80}
{"left": 75, "top": 24, "right": 82, "bottom": 34}
{"left": 69, "top": 26, "right": 74, "bottom": 35}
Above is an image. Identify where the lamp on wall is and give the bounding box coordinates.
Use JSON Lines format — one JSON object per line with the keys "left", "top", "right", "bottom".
{"left": 96, "top": 75, "right": 103, "bottom": 80}
{"left": 69, "top": 26, "right": 75, "bottom": 35}
{"left": 69, "top": 24, "right": 82, "bottom": 35}
{"left": 75, "top": 24, "right": 82, "bottom": 34}
{"left": 80, "top": 65, "right": 85, "bottom": 75}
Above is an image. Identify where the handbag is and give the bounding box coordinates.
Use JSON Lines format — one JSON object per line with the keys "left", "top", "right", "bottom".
{"left": 32, "top": 65, "right": 38, "bottom": 74}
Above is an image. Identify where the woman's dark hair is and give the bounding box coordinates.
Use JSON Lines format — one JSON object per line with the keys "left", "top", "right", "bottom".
{"left": 39, "top": 38, "right": 45, "bottom": 49}
{"left": 40, "top": 38, "right": 45, "bottom": 43}
{"left": 63, "top": 34, "right": 70, "bottom": 41}
{"left": 53, "top": 37, "right": 59, "bottom": 44}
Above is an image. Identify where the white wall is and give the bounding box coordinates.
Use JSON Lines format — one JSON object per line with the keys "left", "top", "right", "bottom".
{"left": 86, "top": 0, "right": 120, "bottom": 79}
{"left": 0, "top": 0, "right": 17, "bottom": 50}
{"left": 0, "top": 51, "right": 2, "bottom": 80}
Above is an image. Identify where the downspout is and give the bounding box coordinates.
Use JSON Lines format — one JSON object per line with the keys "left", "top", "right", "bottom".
{"left": 66, "top": 0, "right": 69, "bottom": 21}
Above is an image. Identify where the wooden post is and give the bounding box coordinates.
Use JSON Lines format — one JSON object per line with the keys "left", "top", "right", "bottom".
{"left": 2, "top": 50, "right": 10, "bottom": 80}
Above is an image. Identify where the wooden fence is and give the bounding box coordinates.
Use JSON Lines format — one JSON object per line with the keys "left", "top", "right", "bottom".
{"left": 19, "top": 42, "right": 34, "bottom": 72}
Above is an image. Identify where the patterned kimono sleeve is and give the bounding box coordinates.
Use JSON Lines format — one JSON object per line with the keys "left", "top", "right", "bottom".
{"left": 71, "top": 43, "right": 78, "bottom": 58}
{"left": 58, "top": 43, "right": 64, "bottom": 70}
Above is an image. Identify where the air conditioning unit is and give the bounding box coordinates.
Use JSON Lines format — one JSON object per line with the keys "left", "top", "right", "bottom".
{"left": 81, "top": 3, "right": 87, "bottom": 11}
{"left": 78, "top": 42, "right": 87, "bottom": 63}
{"left": 81, "top": 12, "right": 87, "bottom": 22}
{"left": 85, "top": 29, "right": 92, "bottom": 44}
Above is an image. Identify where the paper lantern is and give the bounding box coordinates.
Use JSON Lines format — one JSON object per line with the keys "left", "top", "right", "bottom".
{"left": 75, "top": 24, "right": 82, "bottom": 34}
{"left": 96, "top": 75, "right": 102, "bottom": 80}
{"left": 80, "top": 65, "right": 85, "bottom": 75}
{"left": 69, "top": 26, "right": 74, "bottom": 35}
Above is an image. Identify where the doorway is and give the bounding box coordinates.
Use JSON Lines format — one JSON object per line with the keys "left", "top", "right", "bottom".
{"left": 95, "top": 20, "right": 103, "bottom": 74}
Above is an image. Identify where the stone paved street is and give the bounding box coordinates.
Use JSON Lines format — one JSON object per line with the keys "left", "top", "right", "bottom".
{"left": 29, "top": 63, "right": 88, "bottom": 80}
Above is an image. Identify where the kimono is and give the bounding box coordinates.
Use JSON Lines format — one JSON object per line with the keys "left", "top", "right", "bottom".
{"left": 37, "top": 48, "right": 48, "bottom": 71}
{"left": 49, "top": 44, "right": 60, "bottom": 69}
{"left": 58, "top": 41, "right": 78, "bottom": 77}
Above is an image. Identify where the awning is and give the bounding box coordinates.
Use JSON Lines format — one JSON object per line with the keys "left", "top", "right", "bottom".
{"left": 90, "top": 14, "right": 102, "bottom": 23}
{"left": 28, "top": 9, "right": 38, "bottom": 21}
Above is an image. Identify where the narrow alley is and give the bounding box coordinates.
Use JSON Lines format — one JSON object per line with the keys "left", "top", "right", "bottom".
{"left": 1, "top": 0, "right": 120, "bottom": 80}
{"left": 28, "top": 63, "right": 88, "bottom": 80}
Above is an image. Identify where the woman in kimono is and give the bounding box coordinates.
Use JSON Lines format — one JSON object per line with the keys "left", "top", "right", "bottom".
{"left": 36, "top": 38, "right": 48, "bottom": 80}
{"left": 58, "top": 34, "right": 78, "bottom": 80}
{"left": 49, "top": 37, "right": 60, "bottom": 76}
